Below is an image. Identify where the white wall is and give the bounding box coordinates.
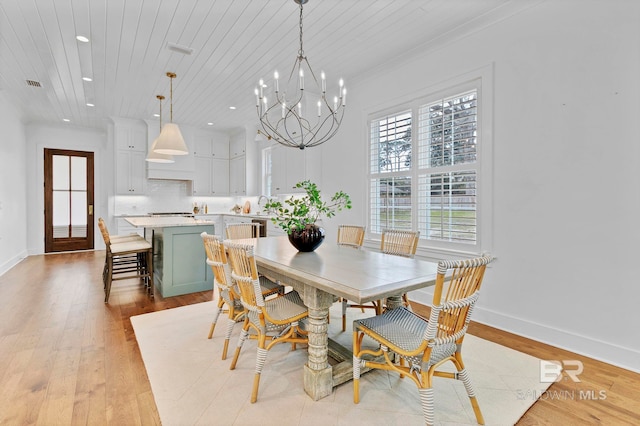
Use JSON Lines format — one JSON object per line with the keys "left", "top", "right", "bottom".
{"left": 322, "top": 0, "right": 640, "bottom": 372}
{"left": 25, "top": 123, "right": 108, "bottom": 254}
{"left": 0, "top": 91, "right": 28, "bottom": 275}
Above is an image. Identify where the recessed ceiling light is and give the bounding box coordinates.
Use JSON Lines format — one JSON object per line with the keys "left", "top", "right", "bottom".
{"left": 82, "top": 77, "right": 92, "bottom": 82}
{"left": 63, "top": 118, "right": 71, "bottom": 122}
{"left": 153, "top": 113, "right": 160, "bottom": 118}
{"left": 229, "top": 106, "right": 236, "bottom": 110}
{"left": 86, "top": 103, "right": 94, "bottom": 107}
{"left": 76, "top": 35, "right": 89, "bottom": 43}
{"left": 207, "top": 122, "right": 214, "bottom": 126}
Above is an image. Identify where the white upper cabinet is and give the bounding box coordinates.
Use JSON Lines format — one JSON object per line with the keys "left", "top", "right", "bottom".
{"left": 229, "top": 132, "right": 245, "bottom": 158}
{"left": 113, "top": 118, "right": 147, "bottom": 194}
{"left": 270, "top": 144, "right": 322, "bottom": 194}
{"left": 193, "top": 130, "right": 230, "bottom": 196}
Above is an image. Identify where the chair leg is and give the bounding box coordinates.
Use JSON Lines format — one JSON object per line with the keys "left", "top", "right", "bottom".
{"left": 418, "top": 387, "right": 435, "bottom": 426}
{"left": 455, "top": 354, "right": 485, "bottom": 425}
{"left": 251, "top": 338, "right": 268, "bottom": 403}
{"left": 342, "top": 298, "right": 348, "bottom": 332}
{"left": 222, "top": 314, "right": 236, "bottom": 360}
{"left": 353, "top": 330, "right": 361, "bottom": 403}
{"left": 146, "top": 249, "right": 154, "bottom": 297}
{"left": 229, "top": 322, "right": 250, "bottom": 370}
{"left": 208, "top": 298, "right": 225, "bottom": 339}
{"left": 104, "top": 255, "right": 113, "bottom": 303}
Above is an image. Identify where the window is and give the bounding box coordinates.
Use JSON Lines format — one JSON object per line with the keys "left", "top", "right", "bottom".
{"left": 369, "top": 81, "right": 484, "bottom": 252}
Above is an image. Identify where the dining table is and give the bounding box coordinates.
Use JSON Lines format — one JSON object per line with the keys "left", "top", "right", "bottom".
{"left": 236, "top": 236, "right": 440, "bottom": 401}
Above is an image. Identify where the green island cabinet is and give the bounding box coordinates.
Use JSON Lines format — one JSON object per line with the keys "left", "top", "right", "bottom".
{"left": 150, "top": 224, "right": 215, "bottom": 297}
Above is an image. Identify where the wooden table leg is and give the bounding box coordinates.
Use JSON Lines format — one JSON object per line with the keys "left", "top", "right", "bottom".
{"left": 301, "top": 286, "right": 334, "bottom": 401}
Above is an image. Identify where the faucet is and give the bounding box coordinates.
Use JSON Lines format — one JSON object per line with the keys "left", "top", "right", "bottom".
{"left": 257, "top": 195, "right": 269, "bottom": 215}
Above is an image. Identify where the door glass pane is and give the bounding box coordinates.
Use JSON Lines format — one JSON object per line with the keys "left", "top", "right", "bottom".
{"left": 53, "top": 155, "right": 69, "bottom": 190}
{"left": 71, "top": 157, "right": 87, "bottom": 190}
{"left": 71, "top": 192, "right": 87, "bottom": 237}
{"left": 53, "top": 191, "right": 70, "bottom": 238}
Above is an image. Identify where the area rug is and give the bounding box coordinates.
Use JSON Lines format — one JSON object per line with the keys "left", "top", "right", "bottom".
{"left": 131, "top": 301, "right": 551, "bottom": 425}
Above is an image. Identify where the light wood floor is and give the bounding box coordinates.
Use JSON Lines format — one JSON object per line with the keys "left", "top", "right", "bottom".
{"left": 0, "top": 251, "right": 637, "bottom": 425}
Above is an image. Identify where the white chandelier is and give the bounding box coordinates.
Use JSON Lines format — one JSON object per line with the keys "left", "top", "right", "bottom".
{"left": 255, "top": 0, "right": 345, "bottom": 150}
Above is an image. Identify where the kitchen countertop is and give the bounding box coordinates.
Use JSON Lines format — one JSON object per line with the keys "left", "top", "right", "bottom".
{"left": 124, "top": 216, "right": 216, "bottom": 228}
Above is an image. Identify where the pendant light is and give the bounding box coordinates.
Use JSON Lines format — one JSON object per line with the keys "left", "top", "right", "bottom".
{"left": 146, "top": 95, "right": 175, "bottom": 163}
{"left": 154, "top": 72, "right": 189, "bottom": 155}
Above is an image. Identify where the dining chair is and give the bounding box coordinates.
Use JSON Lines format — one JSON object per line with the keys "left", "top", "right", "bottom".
{"left": 336, "top": 225, "right": 378, "bottom": 331}
{"left": 201, "top": 232, "right": 284, "bottom": 359}
{"left": 340, "top": 228, "right": 420, "bottom": 330}
{"left": 381, "top": 229, "right": 420, "bottom": 308}
{"left": 353, "top": 255, "right": 493, "bottom": 426}
{"left": 225, "top": 222, "right": 262, "bottom": 239}
{"left": 337, "top": 224, "right": 366, "bottom": 249}
{"left": 225, "top": 240, "right": 309, "bottom": 403}
{"left": 98, "top": 217, "right": 153, "bottom": 303}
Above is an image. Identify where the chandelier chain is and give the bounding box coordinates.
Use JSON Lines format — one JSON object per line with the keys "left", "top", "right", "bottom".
{"left": 298, "top": 2, "right": 304, "bottom": 59}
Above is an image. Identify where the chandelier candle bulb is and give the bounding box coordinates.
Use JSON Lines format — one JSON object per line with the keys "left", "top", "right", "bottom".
{"left": 282, "top": 102, "right": 286, "bottom": 118}
{"left": 274, "top": 71, "right": 279, "bottom": 92}
{"left": 334, "top": 96, "right": 338, "bottom": 111}
{"left": 317, "top": 100, "right": 321, "bottom": 116}
{"left": 299, "top": 69, "right": 304, "bottom": 90}
{"left": 321, "top": 71, "right": 326, "bottom": 93}
{"left": 259, "top": 79, "right": 264, "bottom": 98}
{"left": 255, "top": 88, "right": 259, "bottom": 106}
{"left": 342, "top": 88, "right": 346, "bottom": 106}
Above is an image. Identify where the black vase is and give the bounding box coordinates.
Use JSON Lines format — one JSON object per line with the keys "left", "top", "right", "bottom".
{"left": 288, "top": 224, "right": 325, "bottom": 252}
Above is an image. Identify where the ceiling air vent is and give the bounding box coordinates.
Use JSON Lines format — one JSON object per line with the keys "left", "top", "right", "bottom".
{"left": 166, "top": 42, "right": 194, "bottom": 55}
{"left": 26, "top": 80, "right": 42, "bottom": 87}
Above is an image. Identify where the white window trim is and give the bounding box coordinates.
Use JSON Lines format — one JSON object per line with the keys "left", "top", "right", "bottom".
{"left": 365, "top": 64, "right": 494, "bottom": 257}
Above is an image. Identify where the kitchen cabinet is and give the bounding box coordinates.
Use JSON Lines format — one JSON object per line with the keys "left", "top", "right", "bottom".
{"left": 229, "top": 155, "right": 245, "bottom": 195}
{"left": 193, "top": 157, "right": 229, "bottom": 196}
{"left": 114, "top": 119, "right": 147, "bottom": 195}
{"left": 229, "top": 133, "right": 245, "bottom": 158}
{"left": 193, "top": 133, "right": 230, "bottom": 196}
{"left": 270, "top": 144, "right": 322, "bottom": 194}
{"left": 115, "top": 125, "right": 147, "bottom": 152}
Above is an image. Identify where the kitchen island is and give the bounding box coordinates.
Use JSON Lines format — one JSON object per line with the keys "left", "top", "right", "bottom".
{"left": 124, "top": 216, "right": 215, "bottom": 297}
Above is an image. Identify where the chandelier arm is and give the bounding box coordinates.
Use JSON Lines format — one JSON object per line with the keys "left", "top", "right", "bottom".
{"left": 307, "top": 109, "right": 344, "bottom": 146}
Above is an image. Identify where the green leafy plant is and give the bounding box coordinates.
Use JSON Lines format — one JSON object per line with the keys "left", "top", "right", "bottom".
{"left": 264, "top": 180, "right": 352, "bottom": 234}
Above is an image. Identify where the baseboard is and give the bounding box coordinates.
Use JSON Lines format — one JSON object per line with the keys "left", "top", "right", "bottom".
{"left": 409, "top": 288, "right": 640, "bottom": 374}
{"left": 0, "top": 250, "right": 28, "bottom": 277}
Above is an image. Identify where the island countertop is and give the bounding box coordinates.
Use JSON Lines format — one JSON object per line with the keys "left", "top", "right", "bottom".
{"left": 124, "top": 216, "right": 215, "bottom": 228}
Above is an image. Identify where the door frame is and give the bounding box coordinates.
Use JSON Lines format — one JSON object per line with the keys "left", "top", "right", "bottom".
{"left": 44, "top": 148, "right": 95, "bottom": 252}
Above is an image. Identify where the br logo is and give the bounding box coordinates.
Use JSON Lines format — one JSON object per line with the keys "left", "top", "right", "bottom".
{"left": 539, "top": 360, "right": 583, "bottom": 383}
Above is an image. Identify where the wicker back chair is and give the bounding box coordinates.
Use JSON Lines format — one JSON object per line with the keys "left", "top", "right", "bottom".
{"left": 98, "top": 217, "right": 153, "bottom": 303}
{"left": 353, "top": 255, "right": 493, "bottom": 425}
{"left": 225, "top": 240, "right": 309, "bottom": 403}
{"left": 382, "top": 229, "right": 420, "bottom": 308}
{"left": 381, "top": 229, "right": 420, "bottom": 258}
{"left": 337, "top": 225, "right": 366, "bottom": 249}
{"left": 201, "top": 232, "right": 283, "bottom": 359}
{"left": 226, "top": 222, "right": 262, "bottom": 239}
{"left": 201, "top": 232, "right": 244, "bottom": 359}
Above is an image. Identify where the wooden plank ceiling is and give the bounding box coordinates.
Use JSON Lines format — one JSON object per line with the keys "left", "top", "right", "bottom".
{"left": 0, "top": 0, "right": 532, "bottom": 133}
